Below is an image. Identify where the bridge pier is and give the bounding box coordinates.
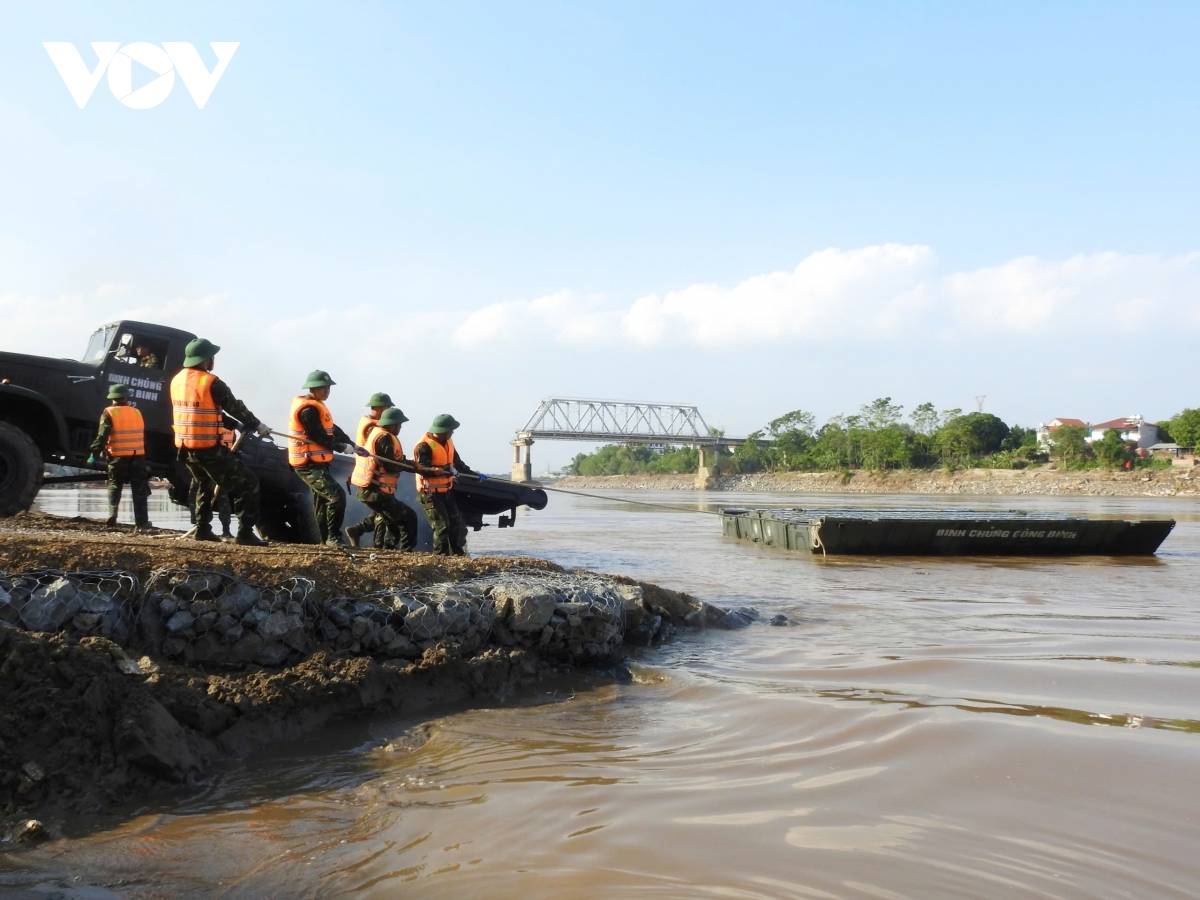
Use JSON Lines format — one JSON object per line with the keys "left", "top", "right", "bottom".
{"left": 694, "top": 445, "right": 720, "bottom": 490}
{"left": 510, "top": 438, "right": 533, "bottom": 482}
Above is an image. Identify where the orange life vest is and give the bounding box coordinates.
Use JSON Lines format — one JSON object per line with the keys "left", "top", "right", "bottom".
{"left": 170, "top": 368, "right": 222, "bottom": 449}
{"left": 350, "top": 424, "right": 404, "bottom": 494}
{"left": 414, "top": 433, "right": 455, "bottom": 493}
{"left": 288, "top": 395, "right": 335, "bottom": 467}
{"left": 355, "top": 413, "right": 378, "bottom": 447}
{"left": 220, "top": 428, "right": 237, "bottom": 449}
{"left": 104, "top": 405, "right": 145, "bottom": 457}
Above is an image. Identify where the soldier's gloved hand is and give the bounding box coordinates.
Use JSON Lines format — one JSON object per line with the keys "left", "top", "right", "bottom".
{"left": 255, "top": 423, "right": 272, "bottom": 437}
{"left": 353, "top": 445, "right": 370, "bottom": 458}
{"left": 87, "top": 454, "right": 99, "bottom": 466}
{"left": 449, "top": 466, "right": 459, "bottom": 478}
{"left": 476, "top": 473, "right": 488, "bottom": 482}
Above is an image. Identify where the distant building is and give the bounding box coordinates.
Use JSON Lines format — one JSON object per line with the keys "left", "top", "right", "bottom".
{"left": 1037, "top": 415, "right": 1163, "bottom": 451}
{"left": 1088, "top": 416, "right": 1162, "bottom": 449}
{"left": 1036, "top": 418, "right": 1089, "bottom": 450}
{"left": 1147, "top": 443, "right": 1198, "bottom": 466}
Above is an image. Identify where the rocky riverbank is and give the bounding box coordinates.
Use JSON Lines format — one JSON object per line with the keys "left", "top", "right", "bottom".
{"left": 556, "top": 466, "right": 1200, "bottom": 497}
{"left": 0, "top": 511, "right": 737, "bottom": 842}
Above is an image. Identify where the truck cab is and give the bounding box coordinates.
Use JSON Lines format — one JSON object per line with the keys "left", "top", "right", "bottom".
{"left": 0, "top": 321, "right": 196, "bottom": 512}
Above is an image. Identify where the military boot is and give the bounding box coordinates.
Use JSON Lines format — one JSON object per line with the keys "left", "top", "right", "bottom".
{"left": 132, "top": 490, "right": 151, "bottom": 532}
{"left": 235, "top": 526, "right": 269, "bottom": 547}
{"left": 192, "top": 524, "right": 220, "bottom": 542}
{"left": 344, "top": 523, "right": 364, "bottom": 548}
{"left": 105, "top": 488, "right": 121, "bottom": 528}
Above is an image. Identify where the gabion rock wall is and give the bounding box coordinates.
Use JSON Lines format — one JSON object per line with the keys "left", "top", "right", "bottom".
{"left": 0, "top": 566, "right": 644, "bottom": 670}
{"left": 317, "top": 583, "right": 495, "bottom": 660}
{"left": 469, "top": 570, "right": 626, "bottom": 664}
{"left": 0, "top": 569, "right": 136, "bottom": 646}
{"left": 137, "top": 569, "right": 316, "bottom": 668}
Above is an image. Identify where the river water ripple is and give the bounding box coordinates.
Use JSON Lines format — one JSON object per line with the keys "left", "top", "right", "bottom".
{"left": 6, "top": 490, "right": 1200, "bottom": 898}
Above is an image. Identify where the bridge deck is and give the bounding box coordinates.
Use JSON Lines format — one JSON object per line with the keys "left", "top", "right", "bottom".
{"left": 521, "top": 429, "right": 746, "bottom": 446}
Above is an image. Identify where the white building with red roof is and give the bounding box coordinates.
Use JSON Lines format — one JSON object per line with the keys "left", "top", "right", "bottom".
{"left": 1088, "top": 416, "right": 1163, "bottom": 449}
{"left": 1036, "top": 418, "right": 1089, "bottom": 449}
{"left": 1035, "top": 416, "right": 1162, "bottom": 450}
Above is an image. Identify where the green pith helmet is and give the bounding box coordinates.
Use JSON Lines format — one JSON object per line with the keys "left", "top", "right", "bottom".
{"left": 367, "top": 392, "right": 393, "bottom": 408}
{"left": 107, "top": 384, "right": 130, "bottom": 400}
{"left": 183, "top": 337, "right": 220, "bottom": 367}
{"left": 379, "top": 407, "right": 408, "bottom": 426}
{"left": 302, "top": 370, "right": 336, "bottom": 389}
{"left": 429, "top": 413, "right": 460, "bottom": 434}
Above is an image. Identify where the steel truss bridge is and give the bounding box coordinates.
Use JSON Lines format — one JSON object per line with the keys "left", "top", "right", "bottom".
{"left": 510, "top": 398, "right": 745, "bottom": 481}
{"left": 517, "top": 398, "right": 745, "bottom": 447}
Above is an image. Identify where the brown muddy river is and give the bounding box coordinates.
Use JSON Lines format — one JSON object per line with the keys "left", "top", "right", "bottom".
{"left": 6, "top": 489, "right": 1200, "bottom": 898}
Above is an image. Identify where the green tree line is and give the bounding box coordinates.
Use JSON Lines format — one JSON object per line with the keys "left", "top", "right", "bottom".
{"left": 568, "top": 399, "right": 1199, "bottom": 476}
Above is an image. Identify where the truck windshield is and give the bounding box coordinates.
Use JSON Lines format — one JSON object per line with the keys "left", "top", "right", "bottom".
{"left": 83, "top": 326, "right": 115, "bottom": 363}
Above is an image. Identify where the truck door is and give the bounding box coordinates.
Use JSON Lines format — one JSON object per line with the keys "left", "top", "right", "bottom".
{"left": 98, "top": 330, "right": 173, "bottom": 437}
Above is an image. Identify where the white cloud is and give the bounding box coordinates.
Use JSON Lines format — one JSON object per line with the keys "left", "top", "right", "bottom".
{"left": 621, "top": 243, "right": 936, "bottom": 345}
{"left": 444, "top": 246, "right": 1200, "bottom": 349}
{"left": 942, "top": 251, "right": 1200, "bottom": 333}
{"left": 453, "top": 291, "right": 619, "bottom": 347}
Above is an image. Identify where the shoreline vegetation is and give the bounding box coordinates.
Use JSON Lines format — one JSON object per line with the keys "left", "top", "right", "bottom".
{"left": 555, "top": 466, "right": 1200, "bottom": 497}
{"left": 567, "top": 400, "right": 1200, "bottom": 478}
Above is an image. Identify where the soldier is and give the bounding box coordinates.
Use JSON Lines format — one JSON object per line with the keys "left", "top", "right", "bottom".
{"left": 134, "top": 343, "right": 160, "bottom": 368}
{"left": 87, "top": 384, "right": 151, "bottom": 530}
{"left": 356, "top": 392, "right": 394, "bottom": 445}
{"left": 288, "top": 370, "right": 364, "bottom": 546}
{"left": 169, "top": 337, "right": 272, "bottom": 545}
{"left": 412, "top": 414, "right": 486, "bottom": 556}
{"left": 346, "top": 407, "right": 419, "bottom": 550}
{"left": 345, "top": 392, "right": 396, "bottom": 541}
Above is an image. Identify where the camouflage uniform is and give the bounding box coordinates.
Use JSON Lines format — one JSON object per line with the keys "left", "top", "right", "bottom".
{"left": 293, "top": 466, "right": 344, "bottom": 542}
{"left": 90, "top": 409, "right": 150, "bottom": 528}
{"left": 177, "top": 377, "right": 263, "bottom": 532}
{"left": 294, "top": 406, "right": 353, "bottom": 543}
{"left": 353, "top": 429, "right": 418, "bottom": 550}
{"left": 180, "top": 445, "right": 260, "bottom": 530}
{"left": 413, "top": 439, "right": 472, "bottom": 556}
{"left": 216, "top": 491, "right": 233, "bottom": 537}
{"left": 188, "top": 477, "right": 235, "bottom": 536}
{"left": 418, "top": 491, "right": 467, "bottom": 556}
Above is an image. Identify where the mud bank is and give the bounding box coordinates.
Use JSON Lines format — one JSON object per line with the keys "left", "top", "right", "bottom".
{"left": 557, "top": 466, "right": 1200, "bottom": 497}
{"left": 0, "top": 512, "right": 727, "bottom": 841}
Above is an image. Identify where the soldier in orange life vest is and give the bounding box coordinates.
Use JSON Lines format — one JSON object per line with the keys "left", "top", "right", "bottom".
{"left": 87, "top": 383, "right": 151, "bottom": 530}
{"left": 346, "top": 406, "right": 419, "bottom": 550}
{"left": 169, "top": 337, "right": 272, "bottom": 545}
{"left": 288, "top": 370, "right": 366, "bottom": 546}
{"left": 345, "top": 391, "right": 396, "bottom": 542}
{"left": 412, "top": 414, "right": 485, "bottom": 556}
{"left": 356, "top": 392, "right": 394, "bottom": 446}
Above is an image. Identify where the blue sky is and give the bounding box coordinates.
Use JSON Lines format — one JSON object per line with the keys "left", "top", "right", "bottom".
{"left": 2, "top": 2, "right": 1199, "bottom": 470}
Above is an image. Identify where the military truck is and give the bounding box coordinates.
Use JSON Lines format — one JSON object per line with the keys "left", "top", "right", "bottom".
{"left": 0, "top": 320, "right": 546, "bottom": 545}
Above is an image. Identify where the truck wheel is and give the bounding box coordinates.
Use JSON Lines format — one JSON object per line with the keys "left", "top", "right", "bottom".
{"left": 0, "top": 421, "right": 43, "bottom": 517}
